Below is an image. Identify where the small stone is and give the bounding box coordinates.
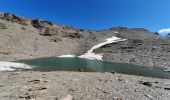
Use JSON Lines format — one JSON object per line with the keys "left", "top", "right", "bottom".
{"left": 19, "top": 92, "right": 31, "bottom": 99}
{"left": 20, "top": 96, "right": 31, "bottom": 99}
{"left": 69, "top": 88, "right": 76, "bottom": 92}
{"left": 153, "top": 82, "right": 158, "bottom": 84}
{"left": 55, "top": 74, "right": 60, "bottom": 76}
{"left": 118, "top": 79, "right": 123, "bottom": 81}
{"left": 139, "top": 81, "right": 152, "bottom": 87}
{"left": 145, "top": 94, "right": 155, "bottom": 100}
{"left": 164, "top": 88, "right": 170, "bottom": 90}
{"left": 72, "top": 79, "right": 78, "bottom": 81}
{"left": 110, "top": 71, "right": 116, "bottom": 74}
{"left": 112, "top": 97, "right": 115, "bottom": 100}
{"left": 98, "top": 79, "right": 103, "bottom": 81}
{"left": 28, "top": 87, "right": 47, "bottom": 91}
{"left": 60, "top": 94, "right": 73, "bottom": 100}
{"left": 44, "top": 80, "right": 49, "bottom": 83}
{"left": 37, "top": 87, "right": 47, "bottom": 90}
{"left": 28, "top": 79, "right": 41, "bottom": 83}
{"left": 125, "top": 80, "right": 128, "bottom": 83}
{"left": 78, "top": 68, "right": 84, "bottom": 72}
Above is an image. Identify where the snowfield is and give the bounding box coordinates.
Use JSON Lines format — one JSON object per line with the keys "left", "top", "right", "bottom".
{"left": 0, "top": 61, "right": 32, "bottom": 71}
{"left": 79, "top": 36, "right": 126, "bottom": 60}
{"left": 59, "top": 36, "right": 126, "bottom": 60}
{"left": 58, "top": 55, "right": 76, "bottom": 58}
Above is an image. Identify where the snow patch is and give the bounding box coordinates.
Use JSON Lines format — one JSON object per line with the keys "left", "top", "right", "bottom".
{"left": 158, "top": 28, "right": 170, "bottom": 36}
{"left": 79, "top": 36, "right": 126, "bottom": 60}
{"left": 0, "top": 61, "right": 32, "bottom": 71}
{"left": 114, "top": 31, "right": 119, "bottom": 33}
{"left": 58, "top": 55, "right": 75, "bottom": 58}
{"left": 79, "top": 53, "right": 103, "bottom": 60}
{"left": 57, "top": 35, "right": 126, "bottom": 60}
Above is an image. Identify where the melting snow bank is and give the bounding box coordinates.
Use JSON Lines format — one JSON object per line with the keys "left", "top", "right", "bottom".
{"left": 58, "top": 55, "right": 76, "bottom": 58}
{"left": 58, "top": 36, "right": 126, "bottom": 60}
{"left": 79, "top": 36, "right": 126, "bottom": 60}
{"left": 0, "top": 61, "right": 32, "bottom": 71}
{"left": 163, "top": 70, "right": 170, "bottom": 72}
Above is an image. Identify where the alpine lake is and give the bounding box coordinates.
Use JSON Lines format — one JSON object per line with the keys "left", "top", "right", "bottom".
{"left": 16, "top": 57, "right": 170, "bottom": 79}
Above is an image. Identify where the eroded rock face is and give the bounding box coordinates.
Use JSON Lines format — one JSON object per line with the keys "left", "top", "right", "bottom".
{"left": 0, "top": 13, "right": 30, "bottom": 26}
{"left": 31, "top": 19, "right": 54, "bottom": 29}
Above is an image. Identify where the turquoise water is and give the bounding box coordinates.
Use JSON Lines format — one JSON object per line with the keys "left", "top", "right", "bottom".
{"left": 17, "top": 57, "right": 170, "bottom": 79}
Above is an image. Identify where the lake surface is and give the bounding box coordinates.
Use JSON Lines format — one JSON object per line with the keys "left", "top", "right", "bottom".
{"left": 17, "top": 57, "right": 170, "bottom": 79}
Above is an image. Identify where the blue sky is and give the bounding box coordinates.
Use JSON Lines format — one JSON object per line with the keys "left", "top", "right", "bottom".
{"left": 0, "top": 0, "right": 170, "bottom": 34}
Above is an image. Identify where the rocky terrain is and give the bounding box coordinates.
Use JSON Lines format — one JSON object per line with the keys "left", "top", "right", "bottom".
{"left": 0, "top": 71, "right": 169, "bottom": 100}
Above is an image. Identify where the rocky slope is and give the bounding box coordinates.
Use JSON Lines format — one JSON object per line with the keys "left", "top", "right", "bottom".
{"left": 0, "top": 13, "right": 170, "bottom": 70}
{"left": 0, "top": 13, "right": 115, "bottom": 60}
{"left": 94, "top": 28, "right": 170, "bottom": 70}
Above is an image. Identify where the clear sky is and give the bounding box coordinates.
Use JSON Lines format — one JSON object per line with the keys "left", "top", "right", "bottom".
{"left": 0, "top": 0, "right": 170, "bottom": 33}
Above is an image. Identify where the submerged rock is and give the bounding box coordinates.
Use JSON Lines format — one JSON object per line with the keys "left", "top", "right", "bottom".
{"left": 78, "top": 68, "right": 85, "bottom": 72}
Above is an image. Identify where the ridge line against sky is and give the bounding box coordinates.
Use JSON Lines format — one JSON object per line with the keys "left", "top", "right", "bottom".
{"left": 0, "top": 0, "right": 170, "bottom": 35}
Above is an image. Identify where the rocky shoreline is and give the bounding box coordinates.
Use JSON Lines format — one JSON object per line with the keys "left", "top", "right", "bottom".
{"left": 0, "top": 71, "right": 169, "bottom": 100}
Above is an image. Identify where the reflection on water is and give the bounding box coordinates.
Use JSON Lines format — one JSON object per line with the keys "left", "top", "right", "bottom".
{"left": 17, "top": 57, "right": 170, "bottom": 79}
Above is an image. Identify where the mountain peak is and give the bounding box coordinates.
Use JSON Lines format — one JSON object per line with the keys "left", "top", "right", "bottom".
{"left": 166, "top": 33, "right": 170, "bottom": 37}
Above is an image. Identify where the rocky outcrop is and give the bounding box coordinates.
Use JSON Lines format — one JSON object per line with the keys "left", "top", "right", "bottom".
{"left": 0, "top": 13, "right": 31, "bottom": 26}
{"left": 31, "top": 19, "right": 54, "bottom": 29}
{"left": 40, "top": 27, "right": 58, "bottom": 36}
